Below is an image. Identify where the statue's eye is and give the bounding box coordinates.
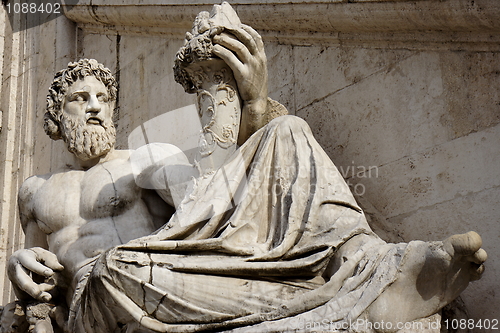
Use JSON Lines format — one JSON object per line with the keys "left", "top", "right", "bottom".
{"left": 69, "top": 93, "right": 86, "bottom": 102}
{"left": 97, "top": 93, "right": 108, "bottom": 103}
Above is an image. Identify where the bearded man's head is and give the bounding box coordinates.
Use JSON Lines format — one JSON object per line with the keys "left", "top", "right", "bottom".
{"left": 45, "top": 59, "right": 118, "bottom": 160}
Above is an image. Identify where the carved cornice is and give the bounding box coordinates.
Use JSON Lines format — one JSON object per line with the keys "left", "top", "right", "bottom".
{"left": 63, "top": 0, "right": 500, "bottom": 49}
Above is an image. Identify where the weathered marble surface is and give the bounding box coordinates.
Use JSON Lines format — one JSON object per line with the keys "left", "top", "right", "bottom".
{"left": 5, "top": 3, "right": 488, "bottom": 333}
{"left": 0, "top": 1, "right": 497, "bottom": 333}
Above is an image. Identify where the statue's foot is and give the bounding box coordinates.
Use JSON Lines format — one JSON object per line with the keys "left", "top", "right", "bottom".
{"left": 443, "top": 231, "right": 486, "bottom": 281}
{"left": 364, "top": 231, "right": 486, "bottom": 332}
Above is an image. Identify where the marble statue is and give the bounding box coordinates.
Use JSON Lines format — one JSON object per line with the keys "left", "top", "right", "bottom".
{"left": 5, "top": 2, "right": 487, "bottom": 333}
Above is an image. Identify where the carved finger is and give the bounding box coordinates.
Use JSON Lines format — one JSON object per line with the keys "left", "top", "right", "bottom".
{"left": 224, "top": 26, "right": 258, "bottom": 55}
{"left": 241, "top": 24, "right": 264, "bottom": 53}
{"left": 15, "top": 265, "right": 52, "bottom": 301}
{"left": 31, "top": 247, "right": 64, "bottom": 271}
{"left": 38, "top": 281, "right": 56, "bottom": 292}
{"left": 212, "top": 44, "right": 245, "bottom": 77}
{"left": 213, "top": 32, "right": 252, "bottom": 64}
{"left": 17, "top": 250, "right": 54, "bottom": 277}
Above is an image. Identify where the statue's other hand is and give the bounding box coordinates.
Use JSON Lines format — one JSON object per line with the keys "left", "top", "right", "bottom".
{"left": 212, "top": 24, "right": 268, "bottom": 106}
{"left": 7, "top": 247, "right": 64, "bottom": 302}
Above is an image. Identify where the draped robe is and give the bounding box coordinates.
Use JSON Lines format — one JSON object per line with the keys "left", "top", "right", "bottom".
{"left": 69, "top": 116, "right": 407, "bottom": 333}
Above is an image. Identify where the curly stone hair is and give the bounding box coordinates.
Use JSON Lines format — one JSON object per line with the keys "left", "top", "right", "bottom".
{"left": 44, "top": 59, "right": 117, "bottom": 140}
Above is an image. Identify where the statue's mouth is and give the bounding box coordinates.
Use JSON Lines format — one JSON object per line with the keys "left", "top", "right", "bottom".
{"left": 87, "top": 117, "right": 103, "bottom": 126}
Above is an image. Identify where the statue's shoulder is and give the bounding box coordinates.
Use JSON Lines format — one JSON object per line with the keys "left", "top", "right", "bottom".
{"left": 100, "top": 149, "right": 133, "bottom": 166}
{"left": 18, "top": 174, "right": 51, "bottom": 202}
{"left": 110, "top": 149, "right": 133, "bottom": 159}
{"left": 18, "top": 173, "right": 51, "bottom": 226}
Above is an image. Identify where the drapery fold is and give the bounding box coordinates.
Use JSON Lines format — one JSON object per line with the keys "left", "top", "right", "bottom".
{"left": 70, "top": 116, "right": 405, "bottom": 333}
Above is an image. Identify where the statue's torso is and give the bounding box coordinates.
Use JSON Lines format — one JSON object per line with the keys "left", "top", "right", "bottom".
{"left": 26, "top": 153, "right": 169, "bottom": 283}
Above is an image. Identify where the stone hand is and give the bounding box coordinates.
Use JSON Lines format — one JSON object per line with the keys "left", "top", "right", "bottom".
{"left": 212, "top": 25, "right": 268, "bottom": 143}
{"left": 212, "top": 24, "right": 268, "bottom": 105}
{"left": 7, "top": 247, "right": 64, "bottom": 302}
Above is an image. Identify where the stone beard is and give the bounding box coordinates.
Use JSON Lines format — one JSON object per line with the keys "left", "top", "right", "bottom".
{"left": 60, "top": 114, "right": 116, "bottom": 161}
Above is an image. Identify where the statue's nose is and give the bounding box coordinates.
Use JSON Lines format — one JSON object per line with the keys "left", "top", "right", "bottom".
{"left": 86, "top": 94, "right": 101, "bottom": 113}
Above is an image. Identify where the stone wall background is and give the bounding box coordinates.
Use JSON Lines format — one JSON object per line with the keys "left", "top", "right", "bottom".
{"left": 0, "top": 0, "right": 499, "bottom": 330}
